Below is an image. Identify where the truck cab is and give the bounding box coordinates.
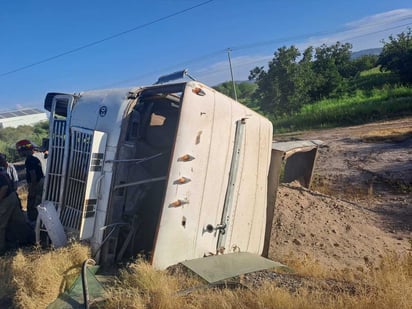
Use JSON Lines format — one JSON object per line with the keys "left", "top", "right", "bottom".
{"left": 41, "top": 80, "right": 273, "bottom": 269}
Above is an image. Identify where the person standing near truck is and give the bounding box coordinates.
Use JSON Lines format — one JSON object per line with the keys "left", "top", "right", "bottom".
{"left": 0, "top": 153, "right": 19, "bottom": 191}
{"left": 16, "top": 139, "right": 44, "bottom": 226}
{"left": 0, "top": 155, "right": 27, "bottom": 255}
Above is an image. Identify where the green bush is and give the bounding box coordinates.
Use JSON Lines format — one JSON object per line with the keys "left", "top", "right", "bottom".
{"left": 272, "top": 86, "right": 412, "bottom": 132}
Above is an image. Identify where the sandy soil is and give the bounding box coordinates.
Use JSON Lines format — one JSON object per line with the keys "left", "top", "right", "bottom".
{"left": 268, "top": 117, "right": 412, "bottom": 273}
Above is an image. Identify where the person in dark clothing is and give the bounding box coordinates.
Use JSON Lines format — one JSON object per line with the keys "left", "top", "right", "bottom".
{"left": 0, "top": 159, "right": 28, "bottom": 255}
{"left": 16, "top": 139, "right": 45, "bottom": 226}
{"left": 0, "top": 153, "right": 19, "bottom": 191}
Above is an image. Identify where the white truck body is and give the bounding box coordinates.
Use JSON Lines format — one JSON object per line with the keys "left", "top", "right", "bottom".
{"left": 42, "top": 81, "right": 273, "bottom": 269}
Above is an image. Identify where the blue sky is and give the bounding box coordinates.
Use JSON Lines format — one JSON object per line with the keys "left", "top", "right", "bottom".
{"left": 1, "top": 0, "right": 411, "bottom": 111}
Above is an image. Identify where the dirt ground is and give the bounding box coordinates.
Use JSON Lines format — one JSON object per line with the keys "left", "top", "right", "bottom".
{"left": 268, "top": 117, "right": 412, "bottom": 273}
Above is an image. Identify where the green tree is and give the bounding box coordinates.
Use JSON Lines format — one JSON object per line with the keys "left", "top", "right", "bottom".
{"left": 249, "top": 45, "right": 313, "bottom": 116}
{"left": 213, "top": 81, "right": 258, "bottom": 109}
{"left": 377, "top": 28, "right": 412, "bottom": 83}
{"left": 293, "top": 46, "right": 315, "bottom": 109}
{"left": 248, "top": 42, "right": 359, "bottom": 117}
{"left": 311, "top": 42, "right": 352, "bottom": 100}
{"left": 351, "top": 54, "right": 378, "bottom": 73}
{"left": 0, "top": 121, "right": 49, "bottom": 162}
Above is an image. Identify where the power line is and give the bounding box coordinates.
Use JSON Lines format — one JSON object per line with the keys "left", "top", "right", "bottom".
{"left": 0, "top": 0, "right": 214, "bottom": 78}
{"left": 98, "top": 49, "right": 225, "bottom": 88}
{"left": 338, "top": 22, "right": 412, "bottom": 43}
{"left": 230, "top": 19, "right": 412, "bottom": 52}
{"left": 2, "top": 6, "right": 410, "bottom": 89}
{"left": 97, "top": 20, "right": 412, "bottom": 88}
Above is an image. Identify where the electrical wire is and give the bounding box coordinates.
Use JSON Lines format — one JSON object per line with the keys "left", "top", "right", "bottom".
{"left": 229, "top": 16, "right": 412, "bottom": 52}
{"left": 0, "top": 0, "right": 215, "bottom": 78}
{"left": 97, "top": 20, "right": 412, "bottom": 89}
{"left": 0, "top": 4, "right": 410, "bottom": 90}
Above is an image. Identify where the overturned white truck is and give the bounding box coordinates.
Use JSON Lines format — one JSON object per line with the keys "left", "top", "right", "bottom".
{"left": 39, "top": 75, "right": 320, "bottom": 275}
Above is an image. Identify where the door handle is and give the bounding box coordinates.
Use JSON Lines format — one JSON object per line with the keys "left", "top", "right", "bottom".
{"left": 205, "top": 223, "right": 226, "bottom": 234}
{"left": 95, "top": 174, "right": 104, "bottom": 199}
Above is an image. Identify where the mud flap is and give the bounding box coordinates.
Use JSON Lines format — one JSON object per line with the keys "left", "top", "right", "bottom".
{"left": 181, "top": 252, "right": 288, "bottom": 283}
{"left": 272, "top": 140, "right": 324, "bottom": 188}
{"left": 37, "top": 201, "right": 67, "bottom": 248}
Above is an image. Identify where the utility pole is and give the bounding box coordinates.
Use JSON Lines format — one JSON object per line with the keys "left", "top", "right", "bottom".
{"left": 227, "top": 48, "right": 238, "bottom": 102}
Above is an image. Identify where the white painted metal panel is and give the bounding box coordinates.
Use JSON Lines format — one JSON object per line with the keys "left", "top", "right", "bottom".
{"left": 70, "top": 87, "right": 134, "bottom": 149}
{"left": 225, "top": 115, "right": 272, "bottom": 254}
{"left": 152, "top": 83, "right": 217, "bottom": 268}
{"left": 68, "top": 88, "right": 133, "bottom": 249}
{"left": 152, "top": 83, "right": 273, "bottom": 269}
{"left": 194, "top": 90, "right": 234, "bottom": 256}
{"left": 212, "top": 91, "right": 272, "bottom": 256}
{"left": 79, "top": 130, "right": 107, "bottom": 239}
{"left": 216, "top": 119, "right": 246, "bottom": 251}
{"left": 89, "top": 145, "right": 116, "bottom": 256}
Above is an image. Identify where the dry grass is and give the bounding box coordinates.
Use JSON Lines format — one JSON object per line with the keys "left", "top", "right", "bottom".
{"left": 0, "top": 243, "right": 89, "bottom": 309}
{"left": 106, "top": 259, "right": 191, "bottom": 308}
{"left": 368, "top": 254, "right": 412, "bottom": 309}
{"left": 105, "top": 253, "right": 412, "bottom": 309}
{"left": 279, "top": 252, "right": 338, "bottom": 279}
{"left": 360, "top": 128, "right": 412, "bottom": 143}
{"left": 1, "top": 245, "right": 411, "bottom": 308}
{"left": 311, "top": 174, "right": 374, "bottom": 202}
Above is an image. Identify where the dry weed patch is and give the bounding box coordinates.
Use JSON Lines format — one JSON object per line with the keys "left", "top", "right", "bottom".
{"left": 0, "top": 243, "right": 89, "bottom": 309}
{"left": 366, "top": 253, "right": 412, "bottom": 309}
{"left": 106, "top": 259, "right": 191, "bottom": 308}
{"left": 311, "top": 173, "right": 378, "bottom": 202}
{"left": 360, "top": 128, "right": 412, "bottom": 143}
{"left": 102, "top": 253, "right": 412, "bottom": 309}
{"left": 2, "top": 246, "right": 411, "bottom": 308}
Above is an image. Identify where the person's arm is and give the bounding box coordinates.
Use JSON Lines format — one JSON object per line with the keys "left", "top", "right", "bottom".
{"left": 8, "top": 165, "right": 19, "bottom": 190}
{"left": 11, "top": 165, "right": 19, "bottom": 182}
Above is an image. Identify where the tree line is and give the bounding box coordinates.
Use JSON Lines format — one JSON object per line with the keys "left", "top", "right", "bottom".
{"left": 0, "top": 121, "right": 49, "bottom": 163}
{"left": 215, "top": 28, "right": 412, "bottom": 118}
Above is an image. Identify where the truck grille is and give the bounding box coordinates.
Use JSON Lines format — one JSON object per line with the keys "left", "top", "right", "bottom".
{"left": 60, "top": 129, "right": 93, "bottom": 231}
{"left": 44, "top": 119, "right": 67, "bottom": 206}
